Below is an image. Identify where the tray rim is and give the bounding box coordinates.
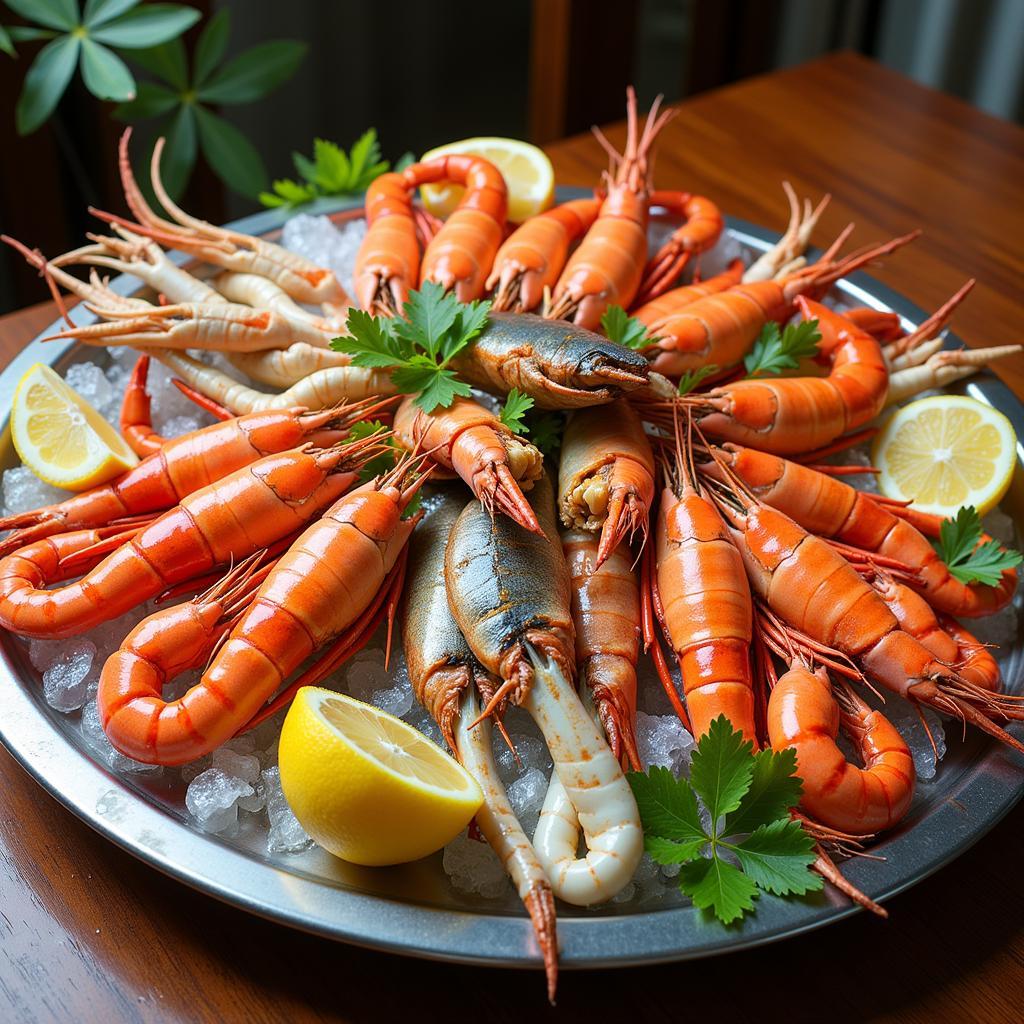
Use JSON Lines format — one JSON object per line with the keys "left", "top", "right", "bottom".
{"left": 0, "top": 194, "right": 1021, "bottom": 972}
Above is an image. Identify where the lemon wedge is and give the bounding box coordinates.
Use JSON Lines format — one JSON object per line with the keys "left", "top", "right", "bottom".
{"left": 873, "top": 395, "right": 1018, "bottom": 516}
{"left": 418, "top": 136, "right": 555, "bottom": 224}
{"left": 11, "top": 363, "right": 138, "bottom": 491}
{"left": 278, "top": 687, "right": 482, "bottom": 866}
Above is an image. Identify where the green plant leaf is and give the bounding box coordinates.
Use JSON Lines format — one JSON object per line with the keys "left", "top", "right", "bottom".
{"left": 628, "top": 766, "right": 708, "bottom": 845}
{"left": 8, "top": 26, "right": 59, "bottom": 41}
{"left": 744, "top": 319, "right": 821, "bottom": 378}
{"left": 722, "top": 746, "right": 803, "bottom": 838}
{"left": 80, "top": 37, "right": 135, "bottom": 100}
{"left": 644, "top": 833, "right": 707, "bottom": 865}
{"left": 688, "top": 715, "right": 756, "bottom": 825}
{"left": 91, "top": 4, "right": 200, "bottom": 48}
{"left": 498, "top": 388, "right": 534, "bottom": 434}
{"left": 194, "top": 104, "right": 268, "bottom": 199}
{"left": 394, "top": 281, "right": 460, "bottom": 359}
{"left": 127, "top": 37, "right": 187, "bottom": 89}
{"left": 197, "top": 39, "right": 305, "bottom": 104}
{"left": 112, "top": 78, "right": 176, "bottom": 119}
{"left": 677, "top": 364, "right": 718, "bottom": 395}
{"left": 934, "top": 505, "right": 1023, "bottom": 586}
{"left": 192, "top": 6, "right": 228, "bottom": 88}
{"left": 5, "top": 0, "right": 78, "bottom": 31}
{"left": 152, "top": 102, "right": 196, "bottom": 198}
{"left": 15, "top": 34, "right": 80, "bottom": 135}
{"left": 83, "top": 0, "right": 139, "bottom": 28}
{"left": 0, "top": 24, "right": 15, "bottom": 57}
{"left": 312, "top": 137, "right": 350, "bottom": 191}
{"left": 601, "top": 304, "right": 654, "bottom": 350}
{"left": 730, "top": 819, "right": 821, "bottom": 897}
{"left": 333, "top": 309, "right": 410, "bottom": 366}
{"left": 678, "top": 856, "right": 758, "bottom": 925}
{"left": 258, "top": 178, "right": 317, "bottom": 208}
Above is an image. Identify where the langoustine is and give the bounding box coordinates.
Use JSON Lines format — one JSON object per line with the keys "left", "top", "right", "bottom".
{"left": 444, "top": 472, "right": 643, "bottom": 905}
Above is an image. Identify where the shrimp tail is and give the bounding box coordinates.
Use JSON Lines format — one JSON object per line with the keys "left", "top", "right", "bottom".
{"left": 489, "top": 462, "right": 543, "bottom": 535}
{"left": 523, "top": 882, "right": 559, "bottom": 1004}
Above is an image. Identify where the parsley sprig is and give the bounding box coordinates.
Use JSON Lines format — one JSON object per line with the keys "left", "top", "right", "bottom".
{"left": 935, "top": 506, "right": 1022, "bottom": 586}
{"left": 744, "top": 319, "right": 821, "bottom": 378}
{"left": 628, "top": 716, "right": 820, "bottom": 924}
{"left": 601, "top": 305, "right": 657, "bottom": 351}
{"left": 332, "top": 283, "right": 490, "bottom": 413}
{"left": 677, "top": 364, "right": 719, "bottom": 396}
{"left": 260, "top": 129, "right": 409, "bottom": 209}
{"left": 498, "top": 388, "right": 534, "bottom": 435}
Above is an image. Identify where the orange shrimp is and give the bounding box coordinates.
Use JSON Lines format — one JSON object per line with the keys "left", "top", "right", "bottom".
{"left": 487, "top": 197, "right": 601, "bottom": 312}
{"left": 562, "top": 529, "right": 641, "bottom": 769}
{"left": 119, "top": 355, "right": 166, "bottom": 457}
{"left": 646, "top": 427, "right": 755, "bottom": 742}
{"left": 646, "top": 230, "right": 917, "bottom": 376}
{"left": 701, "top": 443, "right": 1018, "bottom": 619}
{"left": 841, "top": 307, "right": 904, "bottom": 343}
{"left": 692, "top": 297, "right": 890, "bottom": 455}
{"left": 100, "top": 459, "right": 423, "bottom": 765}
{"left": 410, "top": 154, "right": 508, "bottom": 301}
{"left": 557, "top": 400, "right": 655, "bottom": 565}
{"left": 707, "top": 467, "right": 1024, "bottom": 754}
{"left": 871, "top": 571, "right": 1001, "bottom": 692}
{"left": 629, "top": 259, "right": 743, "bottom": 324}
{"left": 545, "top": 88, "right": 673, "bottom": 328}
{"left": 0, "top": 437, "right": 384, "bottom": 640}
{"left": 392, "top": 394, "right": 543, "bottom": 533}
{"left": 634, "top": 189, "right": 723, "bottom": 304}
{"left": 0, "top": 380, "right": 388, "bottom": 558}
{"left": 353, "top": 172, "right": 423, "bottom": 314}
{"left": 768, "top": 662, "right": 915, "bottom": 836}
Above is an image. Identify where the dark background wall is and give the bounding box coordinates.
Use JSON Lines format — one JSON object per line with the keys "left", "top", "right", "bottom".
{"left": 1, "top": 0, "right": 1021, "bottom": 313}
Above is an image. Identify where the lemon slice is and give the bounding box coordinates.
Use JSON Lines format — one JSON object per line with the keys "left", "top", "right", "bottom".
{"left": 873, "top": 395, "right": 1018, "bottom": 516}
{"left": 11, "top": 363, "right": 138, "bottom": 491}
{"left": 278, "top": 687, "right": 482, "bottom": 866}
{"left": 419, "top": 136, "right": 555, "bottom": 224}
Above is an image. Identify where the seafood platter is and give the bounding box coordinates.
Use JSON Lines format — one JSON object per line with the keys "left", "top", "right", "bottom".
{"left": 0, "top": 90, "right": 1021, "bottom": 1000}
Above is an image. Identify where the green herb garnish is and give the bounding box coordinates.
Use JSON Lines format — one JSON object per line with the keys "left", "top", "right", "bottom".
{"left": 525, "top": 411, "right": 564, "bottom": 458}
{"left": 601, "top": 305, "right": 656, "bottom": 351}
{"left": 498, "top": 388, "right": 534, "bottom": 435}
{"left": 677, "top": 364, "right": 719, "bottom": 395}
{"left": 332, "top": 282, "right": 489, "bottom": 414}
{"left": 744, "top": 319, "right": 821, "bottom": 378}
{"left": 935, "top": 505, "right": 1022, "bottom": 586}
{"left": 628, "top": 716, "right": 820, "bottom": 925}
{"left": 260, "top": 129, "right": 391, "bottom": 208}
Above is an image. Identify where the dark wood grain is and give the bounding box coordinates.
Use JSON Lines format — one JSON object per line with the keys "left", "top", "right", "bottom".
{"left": 2, "top": 53, "right": 1023, "bottom": 1024}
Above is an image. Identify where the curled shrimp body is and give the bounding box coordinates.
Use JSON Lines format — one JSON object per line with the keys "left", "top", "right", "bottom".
{"left": 410, "top": 154, "right": 508, "bottom": 302}
{"left": 558, "top": 401, "right": 655, "bottom": 565}
{"left": 402, "top": 489, "right": 558, "bottom": 1000}
{"left": 710, "top": 477, "right": 1024, "bottom": 755}
{"left": 702, "top": 444, "right": 1018, "bottom": 618}
{"left": 393, "top": 395, "right": 543, "bottom": 533}
{"left": 444, "top": 473, "right": 643, "bottom": 906}
{"left": 546, "top": 89, "right": 673, "bottom": 328}
{"left": 354, "top": 172, "right": 422, "bottom": 314}
{"left": 0, "top": 440, "right": 379, "bottom": 640}
{"left": 487, "top": 198, "right": 601, "bottom": 312}
{"left": 562, "top": 529, "right": 641, "bottom": 769}
{"left": 101, "top": 464, "right": 420, "bottom": 765}
{"left": 768, "top": 663, "right": 915, "bottom": 835}
{"left": 694, "top": 298, "right": 889, "bottom": 455}
{"left": 871, "top": 571, "right": 1001, "bottom": 692}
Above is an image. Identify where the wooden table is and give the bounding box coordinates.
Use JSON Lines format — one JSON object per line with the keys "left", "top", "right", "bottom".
{"left": 2, "top": 53, "right": 1022, "bottom": 1023}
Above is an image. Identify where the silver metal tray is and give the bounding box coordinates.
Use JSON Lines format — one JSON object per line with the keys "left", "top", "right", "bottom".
{"left": 0, "top": 196, "right": 1021, "bottom": 973}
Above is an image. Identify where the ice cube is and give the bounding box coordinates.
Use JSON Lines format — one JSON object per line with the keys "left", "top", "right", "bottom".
{"left": 343, "top": 648, "right": 390, "bottom": 702}
{"left": 212, "top": 746, "right": 261, "bottom": 785}
{"left": 495, "top": 733, "right": 552, "bottom": 785}
{"left": 442, "top": 830, "right": 509, "bottom": 899}
{"left": 2, "top": 466, "right": 69, "bottom": 516}
{"left": 507, "top": 766, "right": 548, "bottom": 836}
{"left": 185, "top": 767, "right": 254, "bottom": 833}
{"left": 66, "top": 362, "right": 115, "bottom": 418}
{"left": 281, "top": 214, "right": 367, "bottom": 298}
{"left": 635, "top": 711, "right": 695, "bottom": 774}
{"left": 41, "top": 639, "right": 96, "bottom": 712}
{"left": 160, "top": 415, "right": 203, "bottom": 439}
{"left": 263, "top": 766, "right": 313, "bottom": 853}
{"left": 872, "top": 696, "right": 946, "bottom": 781}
